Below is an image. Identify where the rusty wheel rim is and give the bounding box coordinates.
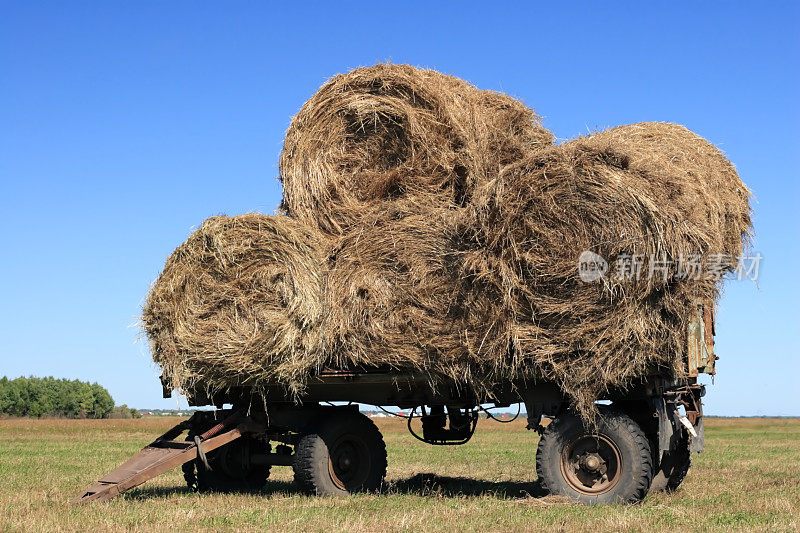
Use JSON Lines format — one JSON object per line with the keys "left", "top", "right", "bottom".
{"left": 327, "top": 434, "right": 370, "bottom": 491}
{"left": 560, "top": 434, "right": 622, "bottom": 495}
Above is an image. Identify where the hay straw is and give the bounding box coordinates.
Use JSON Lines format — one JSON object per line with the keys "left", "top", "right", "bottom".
{"left": 145, "top": 74, "right": 752, "bottom": 422}
{"left": 142, "top": 214, "right": 326, "bottom": 394}
{"left": 279, "top": 63, "right": 553, "bottom": 234}
{"left": 320, "top": 197, "right": 531, "bottom": 399}
{"left": 457, "top": 122, "right": 752, "bottom": 417}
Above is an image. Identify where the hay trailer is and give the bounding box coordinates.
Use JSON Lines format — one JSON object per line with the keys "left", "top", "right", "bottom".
{"left": 74, "top": 303, "right": 714, "bottom": 505}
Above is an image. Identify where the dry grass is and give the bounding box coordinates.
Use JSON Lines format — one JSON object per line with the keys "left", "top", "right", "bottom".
{"left": 0, "top": 417, "right": 796, "bottom": 532}
{"left": 143, "top": 67, "right": 753, "bottom": 422}
{"left": 455, "top": 122, "right": 753, "bottom": 417}
{"left": 323, "top": 197, "right": 483, "bottom": 378}
{"left": 279, "top": 62, "right": 553, "bottom": 234}
{"left": 142, "top": 214, "right": 326, "bottom": 394}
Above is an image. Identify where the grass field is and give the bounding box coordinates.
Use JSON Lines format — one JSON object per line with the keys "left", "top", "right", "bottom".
{"left": 0, "top": 416, "right": 798, "bottom": 532}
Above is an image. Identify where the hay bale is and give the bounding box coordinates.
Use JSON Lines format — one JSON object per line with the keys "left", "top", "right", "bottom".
{"left": 320, "top": 124, "right": 752, "bottom": 414}
{"left": 323, "top": 200, "right": 460, "bottom": 370}
{"left": 143, "top": 117, "right": 751, "bottom": 420}
{"left": 322, "top": 197, "right": 545, "bottom": 396}
{"left": 279, "top": 63, "right": 553, "bottom": 234}
{"left": 457, "top": 122, "right": 752, "bottom": 417}
{"left": 322, "top": 200, "right": 474, "bottom": 375}
{"left": 142, "top": 214, "right": 326, "bottom": 394}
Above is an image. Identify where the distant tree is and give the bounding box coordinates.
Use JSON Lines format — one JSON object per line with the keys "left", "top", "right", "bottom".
{"left": 0, "top": 376, "right": 116, "bottom": 419}
{"left": 90, "top": 383, "right": 114, "bottom": 418}
{"left": 75, "top": 381, "right": 95, "bottom": 417}
{"left": 109, "top": 404, "right": 142, "bottom": 419}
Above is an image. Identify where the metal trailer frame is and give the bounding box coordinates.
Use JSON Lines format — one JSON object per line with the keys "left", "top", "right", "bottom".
{"left": 73, "top": 301, "right": 714, "bottom": 504}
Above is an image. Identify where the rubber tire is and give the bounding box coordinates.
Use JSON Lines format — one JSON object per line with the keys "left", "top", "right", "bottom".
{"left": 536, "top": 409, "right": 653, "bottom": 504}
{"left": 293, "top": 411, "right": 387, "bottom": 495}
{"left": 183, "top": 435, "right": 271, "bottom": 493}
{"left": 650, "top": 445, "right": 691, "bottom": 493}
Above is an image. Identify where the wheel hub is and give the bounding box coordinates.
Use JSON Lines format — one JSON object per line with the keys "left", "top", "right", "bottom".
{"left": 560, "top": 435, "right": 622, "bottom": 495}
{"left": 328, "top": 436, "right": 370, "bottom": 491}
{"left": 580, "top": 453, "right": 604, "bottom": 473}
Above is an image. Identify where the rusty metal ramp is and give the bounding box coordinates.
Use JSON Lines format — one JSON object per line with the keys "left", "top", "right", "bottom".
{"left": 73, "top": 412, "right": 243, "bottom": 504}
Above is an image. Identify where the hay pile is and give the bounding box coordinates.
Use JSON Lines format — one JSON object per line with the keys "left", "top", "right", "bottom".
{"left": 454, "top": 122, "right": 752, "bottom": 415}
{"left": 323, "top": 198, "right": 493, "bottom": 379}
{"left": 143, "top": 214, "right": 326, "bottom": 392}
{"left": 279, "top": 63, "right": 553, "bottom": 234}
{"left": 144, "top": 64, "right": 752, "bottom": 417}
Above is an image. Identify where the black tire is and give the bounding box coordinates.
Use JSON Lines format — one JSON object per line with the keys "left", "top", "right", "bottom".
{"left": 293, "top": 411, "right": 387, "bottom": 495}
{"left": 183, "top": 435, "right": 271, "bottom": 493}
{"left": 536, "top": 409, "right": 653, "bottom": 504}
{"left": 650, "top": 444, "right": 691, "bottom": 493}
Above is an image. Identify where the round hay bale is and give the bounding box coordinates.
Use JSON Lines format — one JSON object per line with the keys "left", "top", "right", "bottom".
{"left": 321, "top": 197, "right": 518, "bottom": 394}
{"left": 279, "top": 63, "right": 553, "bottom": 234}
{"left": 142, "top": 214, "right": 326, "bottom": 393}
{"left": 460, "top": 122, "right": 752, "bottom": 418}
{"left": 574, "top": 122, "right": 752, "bottom": 256}
{"left": 322, "top": 199, "right": 467, "bottom": 371}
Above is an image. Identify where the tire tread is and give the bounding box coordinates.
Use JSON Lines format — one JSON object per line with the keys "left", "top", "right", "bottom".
{"left": 536, "top": 408, "right": 652, "bottom": 503}
{"left": 292, "top": 411, "right": 387, "bottom": 495}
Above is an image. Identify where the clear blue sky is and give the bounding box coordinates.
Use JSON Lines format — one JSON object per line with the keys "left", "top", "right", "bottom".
{"left": 1, "top": 2, "right": 797, "bottom": 415}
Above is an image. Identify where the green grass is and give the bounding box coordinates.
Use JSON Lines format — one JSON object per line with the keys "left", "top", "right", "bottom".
{"left": 0, "top": 417, "right": 798, "bottom": 532}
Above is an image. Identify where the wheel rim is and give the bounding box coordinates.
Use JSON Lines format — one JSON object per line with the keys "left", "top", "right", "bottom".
{"left": 560, "top": 434, "right": 622, "bottom": 495}
{"left": 212, "top": 438, "right": 269, "bottom": 487}
{"left": 217, "top": 439, "right": 250, "bottom": 479}
{"left": 327, "top": 434, "right": 371, "bottom": 491}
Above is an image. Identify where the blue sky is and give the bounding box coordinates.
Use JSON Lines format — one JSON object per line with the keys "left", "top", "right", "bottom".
{"left": 1, "top": 2, "right": 797, "bottom": 414}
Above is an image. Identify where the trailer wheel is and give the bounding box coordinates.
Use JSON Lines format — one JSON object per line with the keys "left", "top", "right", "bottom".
{"left": 536, "top": 409, "right": 652, "bottom": 504}
{"left": 293, "top": 411, "right": 387, "bottom": 495}
{"left": 183, "top": 435, "right": 271, "bottom": 493}
{"left": 650, "top": 444, "right": 691, "bottom": 493}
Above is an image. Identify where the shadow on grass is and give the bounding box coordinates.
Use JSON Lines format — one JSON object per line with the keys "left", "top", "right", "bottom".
{"left": 388, "top": 473, "right": 546, "bottom": 499}
{"left": 125, "top": 475, "right": 545, "bottom": 501}
{"left": 124, "top": 479, "right": 298, "bottom": 500}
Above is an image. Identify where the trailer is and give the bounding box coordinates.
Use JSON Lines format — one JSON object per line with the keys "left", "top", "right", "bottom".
{"left": 74, "top": 302, "right": 715, "bottom": 505}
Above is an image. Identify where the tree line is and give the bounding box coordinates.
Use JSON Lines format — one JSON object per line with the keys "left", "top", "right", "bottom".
{"left": 0, "top": 376, "right": 117, "bottom": 418}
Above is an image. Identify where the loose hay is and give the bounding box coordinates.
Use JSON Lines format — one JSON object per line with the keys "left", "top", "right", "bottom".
{"left": 321, "top": 199, "right": 535, "bottom": 398}
{"left": 279, "top": 63, "right": 553, "bottom": 234}
{"left": 142, "top": 214, "right": 326, "bottom": 394}
{"left": 145, "top": 66, "right": 753, "bottom": 422}
{"left": 322, "top": 199, "right": 496, "bottom": 380}
{"left": 456, "top": 122, "right": 752, "bottom": 417}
